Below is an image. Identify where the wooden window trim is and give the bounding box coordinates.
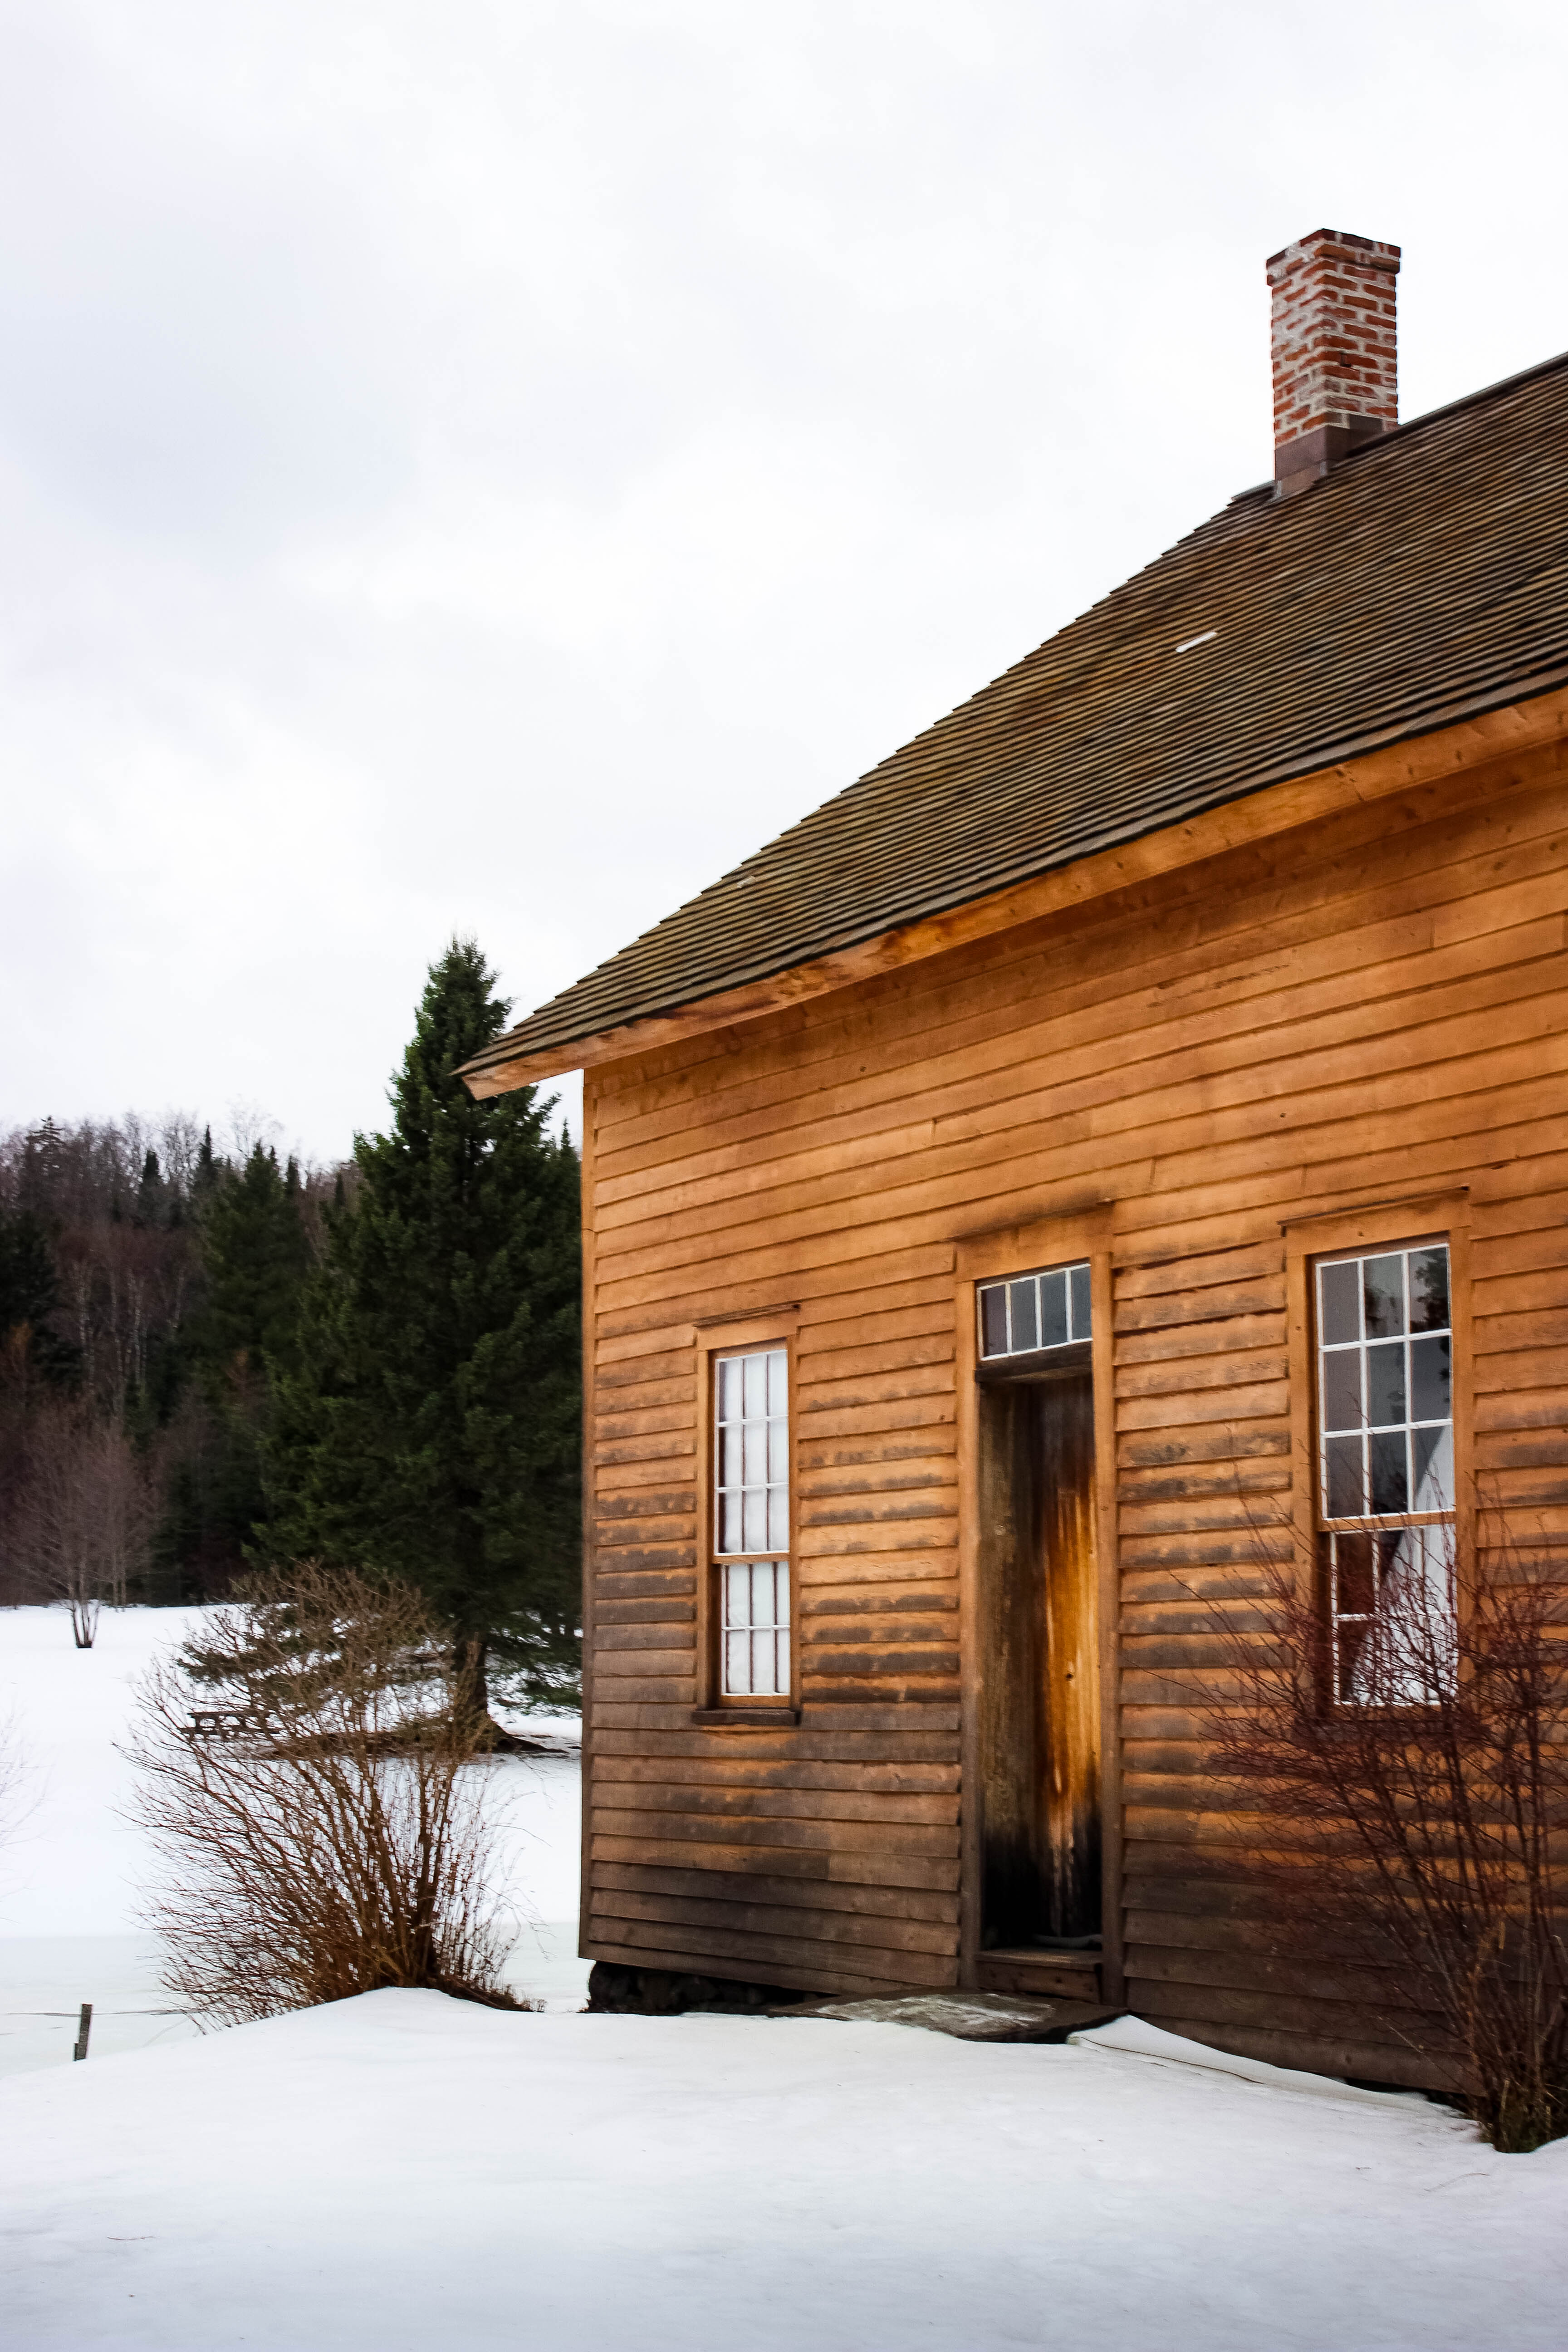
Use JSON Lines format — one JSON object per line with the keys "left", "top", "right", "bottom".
{"left": 691, "top": 1310, "right": 802, "bottom": 1726}
{"left": 954, "top": 1205, "right": 1122, "bottom": 2004}
{"left": 975, "top": 1339, "right": 1093, "bottom": 1385}
{"left": 1284, "top": 1190, "right": 1473, "bottom": 1646}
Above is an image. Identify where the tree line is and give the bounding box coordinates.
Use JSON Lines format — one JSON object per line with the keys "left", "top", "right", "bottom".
{"left": 0, "top": 941, "right": 581, "bottom": 1713}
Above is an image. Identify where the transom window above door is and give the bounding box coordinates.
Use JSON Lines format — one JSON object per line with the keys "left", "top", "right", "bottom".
{"left": 979, "top": 1260, "right": 1092, "bottom": 1360}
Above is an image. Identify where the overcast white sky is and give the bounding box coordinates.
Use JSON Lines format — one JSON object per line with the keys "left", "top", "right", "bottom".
{"left": 3, "top": 0, "right": 1564, "bottom": 1164}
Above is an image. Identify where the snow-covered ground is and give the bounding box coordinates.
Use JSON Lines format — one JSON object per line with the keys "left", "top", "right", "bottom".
{"left": 0, "top": 1605, "right": 588, "bottom": 2075}
{"left": 3, "top": 1987, "right": 1566, "bottom": 2351}
{"left": 3, "top": 1605, "right": 1567, "bottom": 2350}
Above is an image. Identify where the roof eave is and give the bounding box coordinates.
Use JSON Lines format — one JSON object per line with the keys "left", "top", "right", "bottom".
{"left": 460, "top": 675, "right": 1568, "bottom": 1098}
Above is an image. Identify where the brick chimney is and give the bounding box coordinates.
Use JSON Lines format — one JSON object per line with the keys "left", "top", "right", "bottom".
{"left": 1267, "top": 227, "right": 1401, "bottom": 496}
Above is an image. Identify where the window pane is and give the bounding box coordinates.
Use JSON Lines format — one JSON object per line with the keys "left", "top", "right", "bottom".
{"left": 1332, "top": 1520, "right": 1450, "bottom": 1708}
{"left": 1322, "top": 1348, "right": 1362, "bottom": 1433}
{"left": 1319, "top": 1259, "right": 1361, "bottom": 1346}
{"left": 1326, "top": 1434, "right": 1364, "bottom": 1518}
{"left": 1363, "top": 1255, "right": 1405, "bottom": 1338}
{"left": 980, "top": 1262, "right": 1090, "bottom": 1357}
{"left": 1408, "top": 1247, "right": 1450, "bottom": 1334}
{"left": 717, "top": 1357, "right": 789, "bottom": 1689}
{"left": 1333, "top": 1531, "right": 1376, "bottom": 1617}
{"left": 1337, "top": 1623, "right": 1372, "bottom": 1704}
{"left": 1366, "top": 1340, "right": 1406, "bottom": 1429}
{"left": 1411, "top": 1334, "right": 1451, "bottom": 1425}
{"left": 1317, "top": 1240, "right": 1453, "bottom": 1528}
{"left": 1413, "top": 1422, "right": 1454, "bottom": 1512}
{"left": 721, "top": 1562, "right": 790, "bottom": 1697}
{"left": 1370, "top": 1429, "right": 1409, "bottom": 1514}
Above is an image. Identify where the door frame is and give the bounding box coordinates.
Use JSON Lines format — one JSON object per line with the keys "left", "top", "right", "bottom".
{"left": 954, "top": 1205, "right": 1123, "bottom": 2003}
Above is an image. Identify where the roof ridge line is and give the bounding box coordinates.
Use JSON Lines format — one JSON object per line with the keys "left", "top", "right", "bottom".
{"left": 1344, "top": 343, "right": 1568, "bottom": 462}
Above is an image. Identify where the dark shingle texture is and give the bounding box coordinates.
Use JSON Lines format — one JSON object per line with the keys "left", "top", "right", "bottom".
{"left": 467, "top": 354, "right": 1568, "bottom": 1078}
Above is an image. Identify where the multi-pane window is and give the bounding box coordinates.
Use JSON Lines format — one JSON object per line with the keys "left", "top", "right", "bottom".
{"left": 721, "top": 1559, "right": 789, "bottom": 1701}
{"left": 1315, "top": 1241, "right": 1454, "bottom": 1704}
{"left": 979, "top": 1260, "right": 1092, "bottom": 1361}
{"left": 714, "top": 1347, "right": 790, "bottom": 1700}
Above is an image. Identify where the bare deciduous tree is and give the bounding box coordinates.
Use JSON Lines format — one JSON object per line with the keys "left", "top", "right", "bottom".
{"left": 124, "top": 1565, "right": 529, "bottom": 2025}
{"left": 15, "top": 1405, "right": 157, "bottom": 1643}
{"left": 1201, "top": 1508, "right": 1568, "bottom": 2151}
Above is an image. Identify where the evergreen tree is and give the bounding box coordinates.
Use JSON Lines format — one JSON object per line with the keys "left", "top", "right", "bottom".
{"left": 197, "top": 1146, "right": 311, "bottom": 1372}
{"left": 135, "top": 1148, "right": 164, "bottom": 1228}
{"left": 192, "top": 1127, "right": 222, "bottom": 1204}
{"left": 263, "top": 940, "right": 581, "bottom": 1722}
{"left": 155, "top": 1146, "right": 312, "bottom": 1596}
{"left": 0, "top": 1208, "right": 80, "bottom": 1392}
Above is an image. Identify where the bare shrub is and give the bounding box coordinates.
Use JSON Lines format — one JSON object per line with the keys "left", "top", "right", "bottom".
{"left": 15, "top": 1403, "right": 156, "bottom": 1642}
{"left": 1202, "top": 1508, "right": 1568, "bottom": 2151}
{"left": 125, "top": 1565, "right": 529, "bottom": 2025}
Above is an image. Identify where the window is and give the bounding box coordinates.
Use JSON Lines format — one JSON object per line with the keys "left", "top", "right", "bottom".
{"left": 978, "top": 1260, "right": 1092, "bottom": 1361}
{"left": 1315, "top": 1240, "right": 1454, "bottom": 1704}
{"left": 713, "top": 1347, "right": 790, "bottom": 1700}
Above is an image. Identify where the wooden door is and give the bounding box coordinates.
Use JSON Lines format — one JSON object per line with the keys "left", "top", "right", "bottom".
{"left": 979, "top": 1372, "right": 1102, "bottom": 1946}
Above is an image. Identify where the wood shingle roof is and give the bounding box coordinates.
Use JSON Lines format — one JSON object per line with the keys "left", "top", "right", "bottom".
{"left": 462, "top": 349, "right": 1568, "bottom": 1087}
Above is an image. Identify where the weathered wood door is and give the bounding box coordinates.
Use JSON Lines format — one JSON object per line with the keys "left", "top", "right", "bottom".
{"left": 978, "top": 1371, "right": 1102, "bottom": 1946}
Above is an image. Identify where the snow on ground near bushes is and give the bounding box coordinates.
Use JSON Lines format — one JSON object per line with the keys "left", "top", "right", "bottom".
{"left": 3, "top": 1606, "right": 1566, "bottom": 2348}
{"left": 4, "top": 1988, "right": 1567, "bottom": 2352}
{"left": 0, "top": 1606, "right": 587, "bottom": 2073}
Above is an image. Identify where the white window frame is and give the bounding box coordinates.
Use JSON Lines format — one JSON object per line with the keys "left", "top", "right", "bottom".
{"left": 977, "top": 1259, "right": 1093, "bottom": 1362}
{"left": 711, "top": 1344, "right": 792, "bottom": 1704}
{"left": 1313, "top": 1238, "right": 1455, "bottom": 1706}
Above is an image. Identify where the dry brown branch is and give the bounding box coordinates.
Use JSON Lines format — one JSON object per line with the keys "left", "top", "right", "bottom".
{"left": 123, "top": 1564, "right": 531, "bottom": 2024}
{"left": 1195, "top": 1495, "right": 1568, "bottom": 2151}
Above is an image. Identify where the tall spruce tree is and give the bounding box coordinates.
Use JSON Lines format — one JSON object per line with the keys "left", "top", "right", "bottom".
{"left": 263, "top": 941, "right": 581, "bottom": 1721}
{"left": 197, "top": 1147, "right": 310, "bottom": 1372}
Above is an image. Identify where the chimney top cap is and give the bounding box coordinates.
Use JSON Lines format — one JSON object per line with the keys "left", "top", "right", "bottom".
{"left": 1266, "top": 226, "right": 1401, "bottom": 274}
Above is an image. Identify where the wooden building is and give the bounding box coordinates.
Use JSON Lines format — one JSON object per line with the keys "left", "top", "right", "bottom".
{"left": 463, "top": 230, "right": 1568, "bottom": 2084}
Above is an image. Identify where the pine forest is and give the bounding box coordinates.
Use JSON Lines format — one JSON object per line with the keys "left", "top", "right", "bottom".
{"left": 0, "top": 942, "right": 583, "bottom": 1708}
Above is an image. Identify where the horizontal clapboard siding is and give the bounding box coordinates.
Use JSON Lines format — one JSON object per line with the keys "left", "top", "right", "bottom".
{"left": 581, "top": 732, "right": 1568, "bottom": 2042}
